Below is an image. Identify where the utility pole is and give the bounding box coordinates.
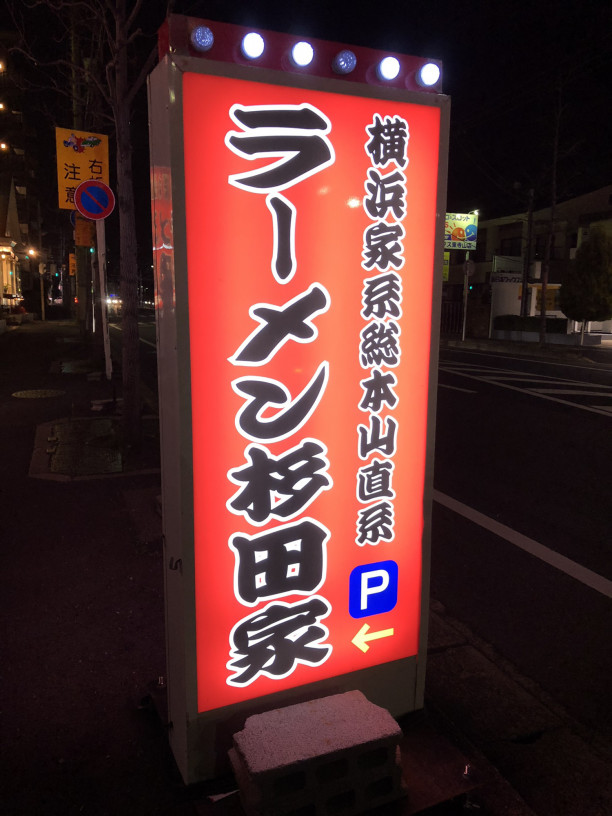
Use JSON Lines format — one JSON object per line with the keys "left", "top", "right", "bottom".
{"left": 461, "top": 251, "right": 472, "bottom": 341}
{"left": 540, "top": 84, "right": 562, "bottom": 346}
{"left": 461, "top": 210, "right": 478, "bottom": 341}
{"left": 521, "top": 188, "right": 534, "bottom": 319}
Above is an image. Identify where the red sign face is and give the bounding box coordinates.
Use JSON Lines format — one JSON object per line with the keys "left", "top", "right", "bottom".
{"left": 182, "top": 72, "right": 441, "bottom": 712}
{"left": 74, "top": 179, "right": 115, "bottom": 220}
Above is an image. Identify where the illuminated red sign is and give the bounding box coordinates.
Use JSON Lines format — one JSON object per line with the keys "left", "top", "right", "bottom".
{"left": 182, "top": 72, "right": 442, "bottom": 712}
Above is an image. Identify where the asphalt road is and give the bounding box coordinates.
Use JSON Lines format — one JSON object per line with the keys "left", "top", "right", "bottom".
{"left": 115, "top": 319, "right": 612, "bottom": 736}
{"left": 114, "top": 320, "right": 612, "bottom": 738}
{"left": 106, "top": 321, "right": 612, "bottom": 810}
{"left": 433, "top": 347, "right": 612, "bottom": 739}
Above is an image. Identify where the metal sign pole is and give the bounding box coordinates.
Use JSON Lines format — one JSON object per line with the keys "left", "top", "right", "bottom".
{"left": 39, "top": 263, "right": 46, "bottom": 322}
{"left": 96, "top": 219, "right": 113, "bottom": 380}
{"left": 461, "top": 251, "right": 469, "bottom": 341}
{"left": 74, "top": 179, "right": 115, "bottom": 381}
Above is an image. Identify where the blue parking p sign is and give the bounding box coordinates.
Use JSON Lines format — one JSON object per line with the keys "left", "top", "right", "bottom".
{"left": 349, "top": 561, "right": 398, "bottom": 619}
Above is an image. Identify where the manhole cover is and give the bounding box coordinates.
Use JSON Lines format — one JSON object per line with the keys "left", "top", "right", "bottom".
{"left": 12, "top": 389, "right": 66, "bottom": 399}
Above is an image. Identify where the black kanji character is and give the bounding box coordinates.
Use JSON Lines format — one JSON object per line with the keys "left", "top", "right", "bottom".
{"left": 228, "top": 440, "right": 331, "bottom": 524}
{"left": 226, "top": 104, "right": 334, "bottom": 283}
{"left": 356, "top": 501, "right": 395, "bottom": 546}
{"left": 267, "top": 194, "right": 296, "bottom": 281}
{"left": 359, "top": 368, "right": 398, "bottom": 413}
{"left": 226, "top": 104, "right": 334, "bottom": 192}
{"left": 233, "top": 362, "right": 329, "bottom": 442}
{"left": 361, "top": 272, "right": 403, "bottom": 320}
{"left": 359, "top": 321, "right": 401, "bottom": 368}
{"left": 231, "top": 284, "right": 330, "bottom": 366}
{"left": 358, "top": 415, "right": 398, "bottom": 459}
{"left": 357, "top": 459, "right": 395, "bottom": 503}
{"left": 227, "top": 597, "right": 332, "bottom": 685}
{"left": 229, "top": 519, "right": 329, "bottom": 604}
{"left": 88, "top": 159, "right": 103, "bottom": 178}
{"left": 364, "top": 168, "right": 406, "bottom": 220}
{"left": 362, "top": 222, "right": 405, "bottom": 270}
{"left": 365, "top": 115, "right": 409, "bottom": 168}
{"left": 64, "top": 163, "right": 81, "bottom": 180}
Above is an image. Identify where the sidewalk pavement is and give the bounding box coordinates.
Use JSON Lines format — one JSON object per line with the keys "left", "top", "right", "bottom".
{"left": 1, "top": 319, "right": 610, "bottom": 816}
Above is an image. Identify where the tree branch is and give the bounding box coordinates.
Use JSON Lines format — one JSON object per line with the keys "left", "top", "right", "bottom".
{"left": 126, "top": 43, "right": 158, "bottom": 109}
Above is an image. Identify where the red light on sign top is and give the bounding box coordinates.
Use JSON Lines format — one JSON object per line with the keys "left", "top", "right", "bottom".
{"left": 158, "top": 15, "right": 443, "bottom": 93}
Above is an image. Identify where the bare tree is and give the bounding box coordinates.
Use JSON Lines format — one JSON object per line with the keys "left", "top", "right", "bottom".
{"left": 10, "top": 0, "right": 163, "bottom": 448}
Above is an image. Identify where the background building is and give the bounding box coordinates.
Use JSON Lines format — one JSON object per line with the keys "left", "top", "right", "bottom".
{"left": 0, "top": 32, "right": 51, "bottom": 317}
{"left": 442, "top": 185, "right": 612, "bottom": 340}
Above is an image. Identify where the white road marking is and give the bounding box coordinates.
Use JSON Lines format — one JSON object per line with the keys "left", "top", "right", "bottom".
{"left": 434, "top": 490, "right": 612, "bottom": 599}
{"left": 478, "top": 376, "right": 583, "bottom": 385}
{"left": 439, "top": 365, "right": 612, "bottom": 417}
{"left": 109, "top": 323, "right": 156, "bottom": 348}
{"left": 532, "top": 388, "right": 612, "bottom": 397}
{"left": 441, "top": 348, "right": 610, "bottom": 374}
{"left": 438, "top": 383, "right": 476, "bottom": 393}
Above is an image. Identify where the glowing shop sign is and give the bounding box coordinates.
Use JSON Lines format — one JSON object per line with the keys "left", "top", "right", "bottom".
{"left": 182, "top": 73, "right": 441, "bottom": 712}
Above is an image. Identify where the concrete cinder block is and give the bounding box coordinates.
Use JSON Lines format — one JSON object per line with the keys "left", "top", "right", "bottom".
{"left": 230, "top": 690, "right": 405, "bottom": 816}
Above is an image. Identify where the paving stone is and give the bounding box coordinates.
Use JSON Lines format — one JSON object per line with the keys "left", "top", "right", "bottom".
{"left": 230, "top": 691, "right": 405, "bottom": 816}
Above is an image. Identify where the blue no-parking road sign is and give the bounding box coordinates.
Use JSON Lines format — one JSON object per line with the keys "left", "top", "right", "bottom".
{"left": 74, "top": 179, "right": 115, "bottom": 220}
{"left": 349, "top": 560, "right": 399, "bottom": 618}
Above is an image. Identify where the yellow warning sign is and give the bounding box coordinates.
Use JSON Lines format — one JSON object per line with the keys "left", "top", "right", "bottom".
{"left": 55, "top": 127, "right": 109, "bottom": 210}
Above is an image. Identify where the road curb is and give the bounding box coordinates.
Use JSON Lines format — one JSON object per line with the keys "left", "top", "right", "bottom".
{"left": 440, "top": 337, "right": 611, "bottom": 365}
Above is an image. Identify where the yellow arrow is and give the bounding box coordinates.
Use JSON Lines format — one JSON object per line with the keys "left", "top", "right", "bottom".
{"left": 351, "top": 623, "right": 395, "bottom": 653}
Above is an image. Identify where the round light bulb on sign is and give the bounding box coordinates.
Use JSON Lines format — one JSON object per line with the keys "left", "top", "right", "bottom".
{"left": 190, "top": 25, "right": 214, "bottom": 52}
{"left": 241, "top": 32, "right": 265, "bottom": 59}
{"left": 378, "top": 56, "right": 400, "bottom": 80}
{"left": 332, "top": 49, "right": 357, "bottom": 75}
{"left": 291, "top": 41, "right": 314, "bottom": 67}
{"left": 418, "top": 62, "right": 441, "bottom": 87}
{"left": 74, "top": 180, "right": 115, "bottom": 220}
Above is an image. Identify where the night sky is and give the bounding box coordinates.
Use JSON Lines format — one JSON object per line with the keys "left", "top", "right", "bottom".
{"left": 166, "top": 0, "right": 612, "bottom": 218}
{"left": 7, "top": 0, "right": 612, "bottom": 270}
